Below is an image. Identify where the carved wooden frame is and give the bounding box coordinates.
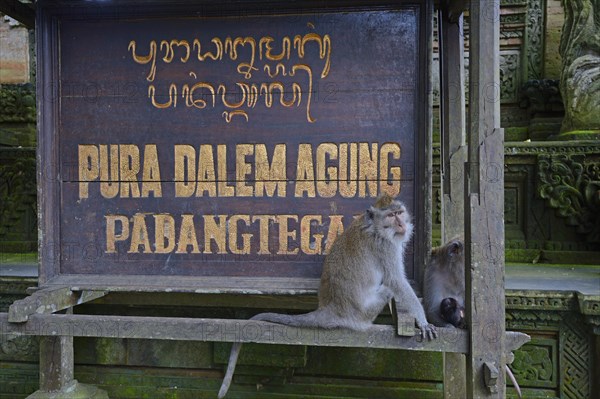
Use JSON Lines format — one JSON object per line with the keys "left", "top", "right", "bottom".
{"left": 36, "top": 0, "right": 433, "bottom": 293}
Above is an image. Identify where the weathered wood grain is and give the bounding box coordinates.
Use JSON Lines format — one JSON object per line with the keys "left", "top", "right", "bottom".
{"left": 0, "top": 312, "right": 469, "bottom": 353}
{"left": 36, "top": 0, "right": 431, "bottom": 290}
{"left": 438, "top": 1, "right": 468, "bottom": 398}
{"left": 8, "top": 287, "right": 107, "bottom": 322}
{"left": 466, "top": 1, "right": 506, "bottom": 397}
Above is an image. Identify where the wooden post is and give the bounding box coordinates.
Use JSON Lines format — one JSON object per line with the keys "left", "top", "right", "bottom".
{"left": 38, "top": 336, "right": 75, "bottom": 392}
{"left": 25, "top": 310, "right": 109, "bottom": 399}
{"left": 438, "top": 1, "right": 467, "bottom": 398}
{"left": 466, "top": 1, "right": 506, "bottom": 398}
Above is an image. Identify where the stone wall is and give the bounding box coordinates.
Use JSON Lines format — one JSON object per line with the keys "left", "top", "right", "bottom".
{"left": 0, "top": 15, "right": 30, "bottom": 84}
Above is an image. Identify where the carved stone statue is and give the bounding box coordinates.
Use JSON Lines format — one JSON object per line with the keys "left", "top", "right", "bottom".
{"left": 559, "top": 0, "right": 600, "bottom": 137}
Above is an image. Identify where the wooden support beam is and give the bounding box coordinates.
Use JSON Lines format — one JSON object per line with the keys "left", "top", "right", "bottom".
{"left": 389, "top": 299, "right": 417, "bottom": 337}
{"left": 444, "top": 0, "right": 468, "bottom": 24}
{"left": 8, "top": 287, "right": 107, "bottom": 323}
{"left": 439, "top": 10, "right": 467, "bottom": 235}
{"left": 26, "top": 334, "right": 108, "bottom": 399}
{"left": 466, "top": 1, "right": 506, "bottom": 398}
{"left": 0, "top": 0, "right": 35, "bottom": 28}
{"left": 438, "top": 2, "right": 467, "bottom": 398}
{"left": 38, "top": 335, "right": 74, "bottom": 392}
{"left": 0, "top": 312, "right": 470, "bottom": 353}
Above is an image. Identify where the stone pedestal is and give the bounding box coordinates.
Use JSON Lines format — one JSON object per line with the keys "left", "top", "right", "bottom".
{"left": 26, "top": 380, "right": 109, "bottom": 399}
{"left": 26, "top": 336, "right": 109, "bottom": 399}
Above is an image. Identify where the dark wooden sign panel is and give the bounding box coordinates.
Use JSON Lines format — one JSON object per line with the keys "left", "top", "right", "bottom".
{"left": 37, "top": 1, "right": 431, "bottom": 290}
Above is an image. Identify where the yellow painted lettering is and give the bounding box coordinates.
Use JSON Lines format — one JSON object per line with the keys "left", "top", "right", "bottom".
{"left": 154, "top": 213, "right": 175, "bottom": 253}
{"left": 78, "top": 145, "right": 99, "bottom": 199}
{"left": 119, "top": 144, "right": 141, "bottom": 198}
{"left": 300, "top": 214, "right": 323, "bottom": 255}
{"left": 203, "top": 214, "right": 228, "bottom": 254}
{"left": 358, "top": 143, "right": 378, "bottom": 197}
{"left": 217, "top": 145, "right": 235, "bottom": 197}
{"left": 141, "top": 144, "right": 162, "bottom": 197}
{"left": 228, "top": 214, "right": 252, "bottom": 254}
{"left": 255, "top": 144, "right": 287, "bottom": 197}
{"left": 174, "top": 144, "right": 196, "bottom": 197}
{"left": 128, "top": 213, "right": 152, "bottom": 253}
{"left": 196, "top": 144, "right": 216, "bottom": 197}
{"left": 99, "top": 145, "right": 119, "bottom": 199}
{"left": 295, "top": 144, "right": 315, "bottom": 197}
{"left": 277, "top": 214, "right": 299, "bottom": 255}
{"left": 379, "top": 143, "right": 401, "bottom": 196}
{"left": 316, "top": 143, "right": 338, "bottom": 198}
{"left": 105, "top": 214, "right": 129, "bottom": 253}
{"left": 176, "top": 214, "right": 201, "bottom": 253}
{"left": 236, "top": 144, "right": 254, "bottom": 197}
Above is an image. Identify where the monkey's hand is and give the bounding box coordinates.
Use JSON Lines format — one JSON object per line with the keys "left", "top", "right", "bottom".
{"left": 417, "top": 322, "right": 438, "bottom": 340}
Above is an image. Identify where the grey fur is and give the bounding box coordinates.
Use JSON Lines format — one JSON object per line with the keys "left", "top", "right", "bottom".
{"left": 423, "top": 238, "right": 466, "bottom": 328}
{"left": 218, "top": 196, "right": 437, "bottom": 398}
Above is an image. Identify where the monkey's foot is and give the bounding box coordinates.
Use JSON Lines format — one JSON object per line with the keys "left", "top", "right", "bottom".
{"left": 417, "top": 323, "right": 438, "bottom": 340}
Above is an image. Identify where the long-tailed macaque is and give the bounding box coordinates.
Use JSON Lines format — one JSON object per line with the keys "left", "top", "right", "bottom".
{"left": 423, "top": 238, "right": 524, "bottom": 398}
{"left": 218, "top": 195, "right": 437, "bottom": 398}
{"left": 423, "top": 238, "right": 466, "bottom": 328}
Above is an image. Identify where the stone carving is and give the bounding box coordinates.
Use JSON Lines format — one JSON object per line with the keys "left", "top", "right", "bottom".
{"left": 520, "top": 79, "right": 564, "bottom": 115}
{"left": 537, "top": 154, "right": 600, "bottom": 242}
{"left": 559, "top": 0, "right": 600, "bottom": 135}
{"left": 506, "top": 294, "right": 576, "bottom": 311}
{"left": 511, "top": 344, "right": 555, "bottom": 386}
{"left": 526, "top": 0, "right": 546, "bottom": 79}
{"left": 502, "top": 0, "right": 528, "bottom": 5}
{"left": 500, "top": 51, "right": 521, "bottom": 103}
{"left": 0, "top": 335, "right": 38, "bottom": 361}
{"left": 520, "top": 79, "right": 564, "bottom": 139}
{"left": 561, "top": 313, "right": 592, "bottom": 398}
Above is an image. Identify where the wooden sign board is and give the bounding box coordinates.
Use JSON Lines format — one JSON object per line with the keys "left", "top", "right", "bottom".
{"left": 37, "top": 0, "right": 431, "bottom": 292}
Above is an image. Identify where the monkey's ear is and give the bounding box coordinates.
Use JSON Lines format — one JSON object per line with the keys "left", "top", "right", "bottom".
{"left": 365, "top": 207, "right": 375, "bottom": 220}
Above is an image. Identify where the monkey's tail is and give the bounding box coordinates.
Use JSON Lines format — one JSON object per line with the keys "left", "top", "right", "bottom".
{"left": 218, "top": 339, "right": 242, "bottom": 399}
{"left": 217, "top": 310, "right": 330, "bottom": 398}
{"left": 251, "top": 310, "right": 331, "bottom": 327}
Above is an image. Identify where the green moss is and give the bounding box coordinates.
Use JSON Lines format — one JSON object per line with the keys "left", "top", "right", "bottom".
{"left": 505, "top": 249, "right": 542, "bottom": 263}
{"left": 553, "top": 130, "right": 600, "bottom": 140}
{"left": 504, "top": 127, "right": 529, "bottom": 141}
{"left": 0, "top": 252, "right": 37, "bottom": 263}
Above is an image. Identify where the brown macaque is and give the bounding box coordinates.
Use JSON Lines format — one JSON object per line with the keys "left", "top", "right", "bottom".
{"left": 424, "top": 238, "right": 524, "bottom": 398}
{"left": 423, "top": 238, "right": 466, "bottom": 328}
{"left": 218, "top": 195, "right": 437, "bottom": 398}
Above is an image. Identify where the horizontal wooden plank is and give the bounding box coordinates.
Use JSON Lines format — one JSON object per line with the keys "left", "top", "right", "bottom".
{"left": 42, "top": 275, "right": 321, "bottom": 295}
{"left": 92, "top": 292, "right": 320, "bottom": 310}
{"left": 0, "top": 312, "right": 469, "bottom": 353}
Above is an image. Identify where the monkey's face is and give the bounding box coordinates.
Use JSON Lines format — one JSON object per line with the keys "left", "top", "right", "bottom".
{"left": 382, "top": 204, "right": 413, "bottom": 241}
{"left": 365, "top": 199, "right": 413, "bottom": 242}
{"left": 386, "top": 210, "right": 407, "bottom": 235}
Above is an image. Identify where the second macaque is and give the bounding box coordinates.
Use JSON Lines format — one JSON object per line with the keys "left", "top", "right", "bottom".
{"left": 424, "top": 238, "right": 466, "bottom": 328}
